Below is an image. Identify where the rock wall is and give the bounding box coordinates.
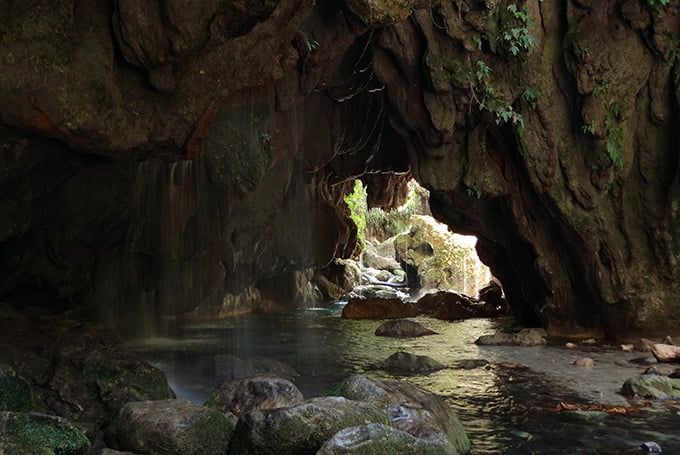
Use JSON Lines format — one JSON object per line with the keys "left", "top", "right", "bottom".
{"left": 0, "top": 0, "right": 678, "bottom": 338}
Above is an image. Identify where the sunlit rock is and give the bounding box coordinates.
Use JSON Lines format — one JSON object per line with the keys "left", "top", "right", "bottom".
{"left": 337, "top": 375, "right": 470, "bottom": 454}
{"left": 651, "top": 344, "right": 680, "bottom": 363}
{"left": 106, "top": 399, "right": 236, "bottom": 455}
{"left": 227, "top": 396, "right": 388, "bottom": 455}
{"left": 317, "top": 423, "right": 458, "bottom": 455}
{"left": 204, "top": 375, "right": 304, "bottom": 416}
{"left": 375, "top": 319, "right": 437, "bottom": 338}
{"left": 621, "top": 375, "right": 680, "bottom": 400}
{"left": 475, "top": 328, "right": 547, "bottom": 347}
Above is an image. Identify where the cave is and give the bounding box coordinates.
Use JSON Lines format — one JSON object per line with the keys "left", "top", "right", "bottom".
{"left": 2, "top": 1, "right": 680, "bottom": 453}
{"left": 1, "top": 0, "right": 680, "bottom": 340}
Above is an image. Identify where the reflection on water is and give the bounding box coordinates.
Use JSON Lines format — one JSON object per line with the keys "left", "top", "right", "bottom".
{"left": 129, "top": 310, "right": 680, "bottom": 454}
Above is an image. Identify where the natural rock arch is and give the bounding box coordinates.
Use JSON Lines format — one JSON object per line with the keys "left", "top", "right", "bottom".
{"left": 0, "top": 0, "right": 678, "bottom": 338}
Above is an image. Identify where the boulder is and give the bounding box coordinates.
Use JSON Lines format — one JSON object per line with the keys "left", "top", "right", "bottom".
{"left": 0, "top": 368, "right": 37, "bottom": 412}
{"left": 317, "top": 423, "right": 458, "bottom": 455}
{"left": 417, "top": 291, "right": 499, "bottom": 320}
{"left": 342, "top": 297, "right": 418, "bottom": 319}
{"left": 349, "top": 285, "right": 407, "bottom": 299}
{"left": 227, "top": 396, "right": 388, "bottom": 455}
{"left": 337, "top": 375, "right": 470, "bottom": 454}
{"left": 574, "top": 358, "right": 595, "bottom": 367}
{"left": 651, "top": 343, "right": 680, "bottom": 363}
{"left": 0, "top": 411, "right": 90, "bottom": 455}
{"left": 475, "top": 328, "right": 547, "bottom": 347}
{"left": 621, "top": 375, "right": 680, "bottom": 399}
{"left": 370, "top": 352, "right": 445, "bottom": 374}
{"left": 0, "top": 318, "right": 175, "bottom": 427}
{"left": 477, "top": 281, "right": 503, "bottom": 304}
{"left": 362, "top": 242, "right": 400, "bottom": 272}
{"left": 105, "top": 399, "right": 236, "bottom": 455}
{"left": 204, "top": 375, "right": 304, "bottom": 416}
{"left": 375, "top": 319, "right": 437, "bottom": 338}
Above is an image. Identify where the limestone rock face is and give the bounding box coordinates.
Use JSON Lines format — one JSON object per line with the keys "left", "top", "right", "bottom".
{"left": 106, "top": 399, "right": 236, "bottom": 455}
{"left": 0, "top": 0, "right": 679, "bottom": 338}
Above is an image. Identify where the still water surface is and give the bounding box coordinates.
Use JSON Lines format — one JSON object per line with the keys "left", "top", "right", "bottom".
{"left": 129, "top": 308, "right": 680, "bottom": 454}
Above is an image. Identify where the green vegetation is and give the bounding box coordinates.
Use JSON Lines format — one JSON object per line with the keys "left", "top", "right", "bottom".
{"left": 503, "top": 5, "right": 538, "bottom": 56}
{"left": 344, "top": 180, "right": 431, "bottom": 248}
{"left": 604, "top": 103, "right": 624, "bottom": 167}
{"left": 344, "top": 180, "right": 368, "bottom": 249}
{"left": 648, "top": 0, "right": 670, "bottom": 14}
{"left": 5, "top": 413, "right": 90, "bottom": 455}
{"left": 521, "top": 87, "right": 539, "bottom": 109}
{"left": 469, "top": 60, "right": 525, "bottom": 132}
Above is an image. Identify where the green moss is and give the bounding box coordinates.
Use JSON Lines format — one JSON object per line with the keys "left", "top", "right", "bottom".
{"left": 5, "top": 412, "right": 90, "bottom": 455}
{"left": 0, "top": 376, "right": 38, "bottom": 412}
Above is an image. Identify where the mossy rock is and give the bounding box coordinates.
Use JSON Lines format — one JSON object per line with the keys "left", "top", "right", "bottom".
{"left": 0, "top": 374, "right": 38, "bottom": 412}
{"left": 0, "top": 411, "right": 90, "bottom": 455}
{"left": 317, "top": 423, "right": 458, "bottom": 455}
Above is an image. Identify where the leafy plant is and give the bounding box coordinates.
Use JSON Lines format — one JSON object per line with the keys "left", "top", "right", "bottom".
{"left": 503, "top": 4, "right": 538, "bottom": 56}
{"left": 344, "top": 180, "right": 368, "bottom": 249}
{"left": 581, "top": 124, "right": 596, "bottom": 135}
{"left": 605, "top": 104, "right": 624, "bottom": 167}
{"left": 648, "top": 0, "right": 670, "bottom": 14}
{"left": 466, "top": 186, "right": 482, "bottom": 199}
{"left": 521, "top": 87, "right": 539, "bottom": 109}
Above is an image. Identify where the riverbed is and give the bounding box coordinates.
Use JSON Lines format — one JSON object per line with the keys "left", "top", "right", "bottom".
{"left": 129, "top": 309, "right": 680, "bottom": 454}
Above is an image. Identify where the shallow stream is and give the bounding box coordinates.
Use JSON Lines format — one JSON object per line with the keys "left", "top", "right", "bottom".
{"left": 129, "top": 308, "right": 680, "bottom": 454}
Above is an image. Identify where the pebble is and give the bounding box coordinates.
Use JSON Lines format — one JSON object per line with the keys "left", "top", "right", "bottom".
{"left": 581, "top": 338, "right": 597, "bottom": 345}
{"left": 574, "top": 357, "right": 595, "bottom": 367}
{"left": 640, "top": 441, "right": 662, "bottom": 453}
{"left": 643, "top": 366, "right": 661, "bottom": 375}
{"left": 621, "top": 344, "right": 634, "bottom": 352}
{"left": 565, "top": 342, "right": 577, "bottom": 349}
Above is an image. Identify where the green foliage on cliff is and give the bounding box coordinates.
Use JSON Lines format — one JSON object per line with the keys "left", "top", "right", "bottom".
{"left": 344, "top": 180, "right": 368, "bottom": 249}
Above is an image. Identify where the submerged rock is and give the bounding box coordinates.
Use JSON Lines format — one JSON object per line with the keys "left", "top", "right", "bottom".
{"left": 374, "top": 319, "right": 437, "bottom": 338}
{"left": 204, "top": 375, "right": 304, "bottom": 416}
{"left": 342, "top": 296, "right": 418, "bottom": 319}
{"left": 106, "top": 399, "right": 236, "bottom": 455}
{"left": 0, "top": 411, "right": 90, "bottom": 455}
{"left": 475, "top": 328, "right": 547, "bottom": 347}
{"left": 213, "top": 355, "right": 299, "bottom": 382}
{"left": 337, "top": 374, "right": 470, "bottom": 454}
{"left": 621, "top": 375, "right": 680, "bottom": 399}
{"left": 370, "top": 351, "right": 445, "bottom": 374}
{"left": 317, "top": 423, "right": 458, "bottom": 455}
{"left": 574, "top": 358, "right": 595, "bottom": 367}
{"left": 227, "top": 396, "right": 388, "bottom": 455}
